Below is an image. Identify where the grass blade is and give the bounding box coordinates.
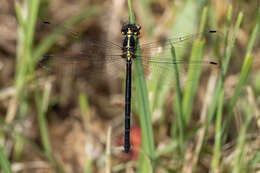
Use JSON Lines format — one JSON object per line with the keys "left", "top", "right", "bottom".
{"left": 26, "top": 0, "right": 40, "bottom": 55}
{"left": 36, "top": 83, "right": 52, "bottom": 160}
{"left": 182, "top": 7, "right": 207, "bottom": 124}
{"left": 206, "top": 7, "right": 243, "bottom": 146}
{"left": 189, "top": 7, "right": 243, "bottom": 171}
{"left": 182, "top": 40, "right": 205, "bottom": 124}
{"left": 5, "top": 0, "right": 41, "bottom": 163}
{"left": 148, "top": 0, "right": 202, "bottom": 124}
{"left": 128, "top": 0, "right": 155, "bottom": 172}
{"left": 223, "top": 8, "right": 260, "bottom": 137}
{"left": 211, "top": 90, "right": 224, "bottom": 172}
{"left": 223, "top": 53, "right": 254, "bottom": 135}
{"left": 79, "top": 92, "right": 91, "bottom": 122}
{"left": 0, "top": 145, "right": 13, "bottom": 173}
{"left": 247, "top": 151, "right": 260, "bottom": 171}
{"left": 205, "top": 5, "right": 232, "bottom": 132}
{"left": 135, "top": 26, "right": 155, "bottom": 173}
{"left": 135, "top": 32, "right": 155, "bottom": 173}
{"left": 14, "top": 2, "right": 25, "bottom": 30}
{"left": 232, "top": 102, "right": 254, "bottom": 173}
{"left": 245, "top": 7, "right": 260, "bottom": 56}
{"left": 170, "top": 45, "right": 184, "bottom": 156}
{"left": 84, "top": 158, "right": 93, "bottom": 173}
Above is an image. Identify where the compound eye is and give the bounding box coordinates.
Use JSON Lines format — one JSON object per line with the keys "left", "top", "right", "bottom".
{"left": 121, "top": 25, "right": 128, "bottom": 34}
{"left": 121, "top": 28, "right": 127, "bottom": 35}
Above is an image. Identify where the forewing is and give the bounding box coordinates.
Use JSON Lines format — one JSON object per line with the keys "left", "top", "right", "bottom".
{"left": 139, "top": 30, "right": 219, "bottom": 59}
{"left": 133, "top": 30, "right": 221, "bottom": 87}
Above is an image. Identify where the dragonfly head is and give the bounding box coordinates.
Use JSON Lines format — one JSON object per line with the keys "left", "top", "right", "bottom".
{"left": 121, "top": 24, "right": 141, "bottom": 36}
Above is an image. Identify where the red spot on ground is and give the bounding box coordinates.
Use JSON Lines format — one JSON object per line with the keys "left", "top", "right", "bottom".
{"left": 118, "top": 125, "right": 141, "bottom": 160}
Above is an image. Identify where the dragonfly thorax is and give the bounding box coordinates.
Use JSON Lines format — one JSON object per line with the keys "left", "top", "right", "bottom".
{"left": 121, "top": 24, "right": 141, "bottom": 61}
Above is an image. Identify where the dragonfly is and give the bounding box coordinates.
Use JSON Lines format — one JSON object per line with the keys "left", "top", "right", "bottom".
{"left": 39, "top": 21, "right": 220, "bottom": 153}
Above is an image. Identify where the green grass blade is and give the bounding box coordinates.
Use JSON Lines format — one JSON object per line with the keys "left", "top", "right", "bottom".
{"left": 84, "top": 158, "right": 93, "bottom": 173}
{"left": 21, "top": 0, "right": 40, "bottom": 75}
{"left": 35, "top": 83, "right": 67, "bottom": 172}
{"left": 206, "top": 7, "right": 243, "bottom": 144}
{"left": 205, "top": 6, "right": 232, "bottom": 128}
{"left": 223, "top": 7, "right": 233, "bottom": 57}
{"left": 182, "top": 39, "right": 205, "bottom": 124}
{"left": 170, "top": 45, "right": 184, "bottom": 156}
{"left": 79, "top": 92, "right": 91, "bottom": 121}
{"left": 222, "top": 11, "right": 244, "bottom": 75}
{"left": 8, "top": 0, "right": 41, "bottom": 162}
{"left": 36, "top": 83, "right": 52, "bottom": 160}
{"left": 14, "top": 0, "right": 41, "bottom": 104}
{"left": 128, "top": 0, "right": 135, "bottom": 23}
{"left": 135, "top": 30, "right": 155, "bottom": 173}
{"left": 191, "top": 7, "right": 243, "bottom": 168}
{"left": 256, "top": 72, "right": 260, "bottom": 94}
{"left": 127, "top": 0, "right": 155, "bottom": 172}
{"left": 223, "top": 8, "right": 259, "bottom": 136}
{"left": 148, "top": 0, "right": 202, "bottom": 122}
{"left": 228, "top": 56, "right": 254, "bottom": 109}
{"left": 232, "top": 103, "right": 254, "bottom": 173}
{"left": 79, "top": 92, "right": 93, "bottom": 173}
{"left": 182, "top": 6, "right": 208, "bottom": 124}
{"left": 0, "top": 145, "right": 13, "bottom": 173}
{"left": 211, "top": 90, "right": 224, "bottom": 172}
{"left": 199, "top": 7, "right": 208, "bottom": 38}
{"left": 247, "top": 151, "right": 260, "bottom": 171}
{"left": 9, "top": 0, "right": 40, "bottom": 122}
{"left": 223, "top": 54, "right": 254, "bottom": 132}
{"left": 14, "top": 2, "right": 25, "bottom": 30}
{"left": 180, "top": 6, "right": 208, "bottom": 126}
{"left": 26, "top": 0, "right": 40, "bottom": 53}
{"left": 245, "top": 7, "right": 260, "bottom": 56}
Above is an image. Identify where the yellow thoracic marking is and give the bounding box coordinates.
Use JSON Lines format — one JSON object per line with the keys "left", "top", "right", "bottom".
{"left": 127, "top": 28, "right": 132, "bottom": 34}
{"left": 127, "top": 36, "right": 130, "bottom": 48}
{"left": 126, "top": 28, "right": 133, "bottom": 61}
{"left": 127, "top": 50, "right": 131, "bottom": 60}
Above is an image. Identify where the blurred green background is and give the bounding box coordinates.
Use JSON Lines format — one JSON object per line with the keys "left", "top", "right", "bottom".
{"left": 0, "top": 0, "right": 259, "bottom": 173}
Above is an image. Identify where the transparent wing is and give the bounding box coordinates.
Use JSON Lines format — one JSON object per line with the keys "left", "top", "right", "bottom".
{"left": 135, "top": 30, "right": 221, "bottom": 77}
{"left": 139, "top": 30, "right": 219, "bottom": 58}
{"left": 38, "top": 53, "right": 126, "bottom": 81}
{"left": 37, "top": 21, "right": 221, "bottom": 82}
{"left": 37, "top": 21, "right": 125, "bottom": 78}
{"left": 37, "top": 20, "right": 123, "bottom": 59}
{"left": 133, "top": 56, "right": 220, "bottom": 83}
{"left": 140, "top": 31, "right": 217, "bottom": 49}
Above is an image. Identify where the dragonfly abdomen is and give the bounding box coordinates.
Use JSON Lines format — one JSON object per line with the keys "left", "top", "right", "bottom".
{"left": 121, "top": 23, "right": 141, "bottom": 152}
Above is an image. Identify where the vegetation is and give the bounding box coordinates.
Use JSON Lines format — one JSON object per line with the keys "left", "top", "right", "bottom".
{"left": 0, "top": 0, "right": 259, "bottom": 172}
